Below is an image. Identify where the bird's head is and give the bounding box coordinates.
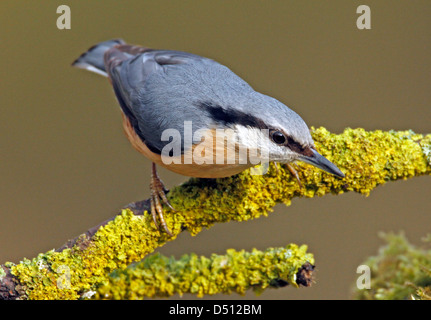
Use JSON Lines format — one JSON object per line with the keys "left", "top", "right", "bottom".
{"left": 248, "top": 93, "right": 345, "bottom": 178}
{"left": 200, "top": 93, "right": 345, "bottom": 178}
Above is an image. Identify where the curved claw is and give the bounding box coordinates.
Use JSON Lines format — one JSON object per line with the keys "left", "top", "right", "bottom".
{"left": 158, "top": 188, "right": 176, "bottom": 212}
{"left": 286, "top": 163, "right": 303, "bottom": 189}
{"left": 150, "top": 163, "right": 174, "bottom": 236}
{"left": 150, "top": 195, "right": 160, "bottom": 230}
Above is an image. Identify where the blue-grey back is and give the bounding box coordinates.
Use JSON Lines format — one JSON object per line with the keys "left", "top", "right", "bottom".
{"left": 111, "top": 51, "right": 256, "bottom": 152}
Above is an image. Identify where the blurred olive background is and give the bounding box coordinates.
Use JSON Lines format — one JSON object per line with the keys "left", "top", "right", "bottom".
{"left": 1, "top": 1, "right": 430, "bottom": 300}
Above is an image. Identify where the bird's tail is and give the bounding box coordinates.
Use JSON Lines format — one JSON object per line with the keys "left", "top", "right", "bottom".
{"left": 72, "top": 39, "right": 125, "bottom": 77}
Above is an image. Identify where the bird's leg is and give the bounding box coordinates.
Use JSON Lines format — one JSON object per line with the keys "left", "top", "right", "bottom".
{"left": 286, "top": 163, "right": 303, "bottom": 189}
{"left": 150, "top": 162, "right": 175, "bottom": 236}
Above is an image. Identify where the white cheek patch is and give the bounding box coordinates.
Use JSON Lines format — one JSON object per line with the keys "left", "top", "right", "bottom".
{"left": 234, "top": 125, "right": 299, "bottom": 163}
{"left": 234, "top": 125, "right": 266, "bottom": 149}
{"left": 233, "top": 125, "right": 271, "bottom": 164}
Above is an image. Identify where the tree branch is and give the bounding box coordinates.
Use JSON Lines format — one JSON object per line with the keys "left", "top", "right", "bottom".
{"left": 95, "top": 245, "right": 315, "bottom": 299}
{"left": 1, "top": 127, "right": 430, "bottom": 300}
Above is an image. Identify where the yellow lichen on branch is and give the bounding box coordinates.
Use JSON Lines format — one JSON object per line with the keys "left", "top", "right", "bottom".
{"left": 4, "top": 127, "right": 430, "bottom": 300}
{"left": 167, "top": 127, "right": 431, "bottom": 235}
{"left": 95, "top": 245, "right": 314, "bottom": 299}
{"left": 8, "top": 210, "right": 167, "bottom": 299}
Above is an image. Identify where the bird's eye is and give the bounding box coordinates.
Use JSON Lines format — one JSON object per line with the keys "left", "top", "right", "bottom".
{"left": 270, "top": 130, "right": 287, "bottom": 145}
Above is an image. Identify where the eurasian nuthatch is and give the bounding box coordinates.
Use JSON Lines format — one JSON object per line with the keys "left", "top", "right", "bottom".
{"left": 73, "top": 39, "right": 345, "bottom": 236}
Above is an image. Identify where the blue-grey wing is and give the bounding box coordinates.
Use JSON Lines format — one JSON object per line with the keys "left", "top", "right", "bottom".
{"left": 104, "top": 45, "right": 214, "bottom": 153}
{"left": 104, "top": 44, "right": 254, "bottom": 153}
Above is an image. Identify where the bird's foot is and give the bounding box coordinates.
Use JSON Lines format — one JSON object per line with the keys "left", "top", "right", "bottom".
{"left": 150, "top": 163, "right": 175, "bottom": 236}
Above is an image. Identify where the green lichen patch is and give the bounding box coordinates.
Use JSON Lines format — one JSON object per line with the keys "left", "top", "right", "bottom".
{"left": 310, "top": 128, "right": 429, "bottom": 196}
{"left": 10, "top": 209, "right": 173, "bottom": 299}
{"left": 95, "top": 244, "right": 314, "bottom": 299}
{"left": 419, "top": 134, "right": 431, "bottom": 166}
{"left": 353, "top": 233, "right": 431, "bottom": 300}
{"left": 0, "top": 267, "right": 6, "bottom": 281}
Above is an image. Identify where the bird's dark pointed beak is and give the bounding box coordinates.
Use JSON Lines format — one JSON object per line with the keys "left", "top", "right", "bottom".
{"left": 299, "top": 149, "right": 345, "bottom": 178}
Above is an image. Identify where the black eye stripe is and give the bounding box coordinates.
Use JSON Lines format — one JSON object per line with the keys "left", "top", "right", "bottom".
{"left": 269, "top": 129, "right": 308, "bottom": 154}
{"left": 198, "top": 101, "right": 268, "bottom": 130}
{"left": 196, "top": 103, "right": 315, "bottom": 157}
{"left": 286, "top": 136, "right": 304, "bottom": 153}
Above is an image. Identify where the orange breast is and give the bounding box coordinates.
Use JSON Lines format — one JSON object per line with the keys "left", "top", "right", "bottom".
{"left": 121, "top": 113, "right": 253, "bottom": 178}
